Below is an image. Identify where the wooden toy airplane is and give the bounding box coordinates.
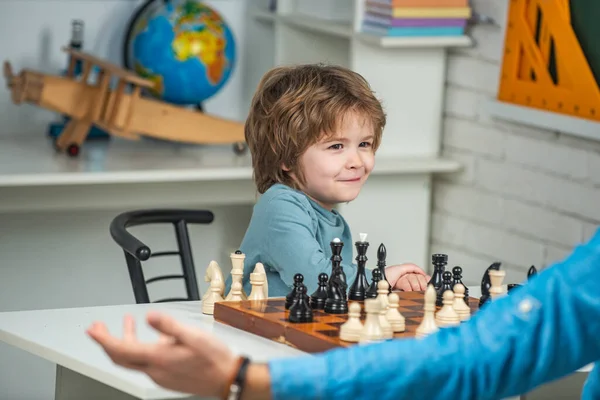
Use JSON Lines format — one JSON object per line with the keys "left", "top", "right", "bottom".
{"left": 3, "top": 47, "right": 247, "bottom": 156}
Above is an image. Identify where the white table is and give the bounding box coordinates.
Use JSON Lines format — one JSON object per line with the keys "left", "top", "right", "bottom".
{"left": 0, "top": 300, "right": 304, "bottom": 400}
{"left": 0, "top": 289, "right": 592, "bottom": 400}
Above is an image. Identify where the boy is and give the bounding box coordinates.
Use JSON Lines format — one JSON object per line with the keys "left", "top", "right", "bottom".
{"left": 229, "top": 64, "right": 429, "bottom": 297}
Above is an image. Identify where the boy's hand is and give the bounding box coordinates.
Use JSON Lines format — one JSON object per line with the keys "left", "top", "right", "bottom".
{"left": 385, "top": 263, "right": 430, "bottom": 291}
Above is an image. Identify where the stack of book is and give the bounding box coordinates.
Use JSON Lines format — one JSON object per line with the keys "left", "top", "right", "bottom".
{"left": 361, "top": 0, "right": 472, "bottom": 37}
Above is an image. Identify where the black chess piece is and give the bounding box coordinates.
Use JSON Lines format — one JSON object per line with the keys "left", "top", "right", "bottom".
{"left": 479, "top": 262, "right": 501, "bottom": 307}
{"left": 289, "top": 285, "right": 313, "bottom": 323}
{"left": 528, "top": 265, "right": 538, "bottom": 278}
{"left": 452, "top": 266, "right": 469, "bottom": 305}
{"left": 328, "top": 238, "right": 348, "bottom": 300}
{"left": 376, "top": 243, "right": 392, "bottom": 293}
{"left": 365, "top": 268, "right": 382, "bottom": 298}
{"left": 285, "top": 273, "right": 304, "bottom": 310}
{"left": 310, "top": 273, "right": 329, "bottom": 310}
{"left": 349, "top": 239, "right": 370, "bottom": 301}
{"left": 437, "top": 271, "right": 453, "bottom": 307}
{"left": 324, "top": 271, "right": 348, "bottom": 314}
{"left": 428, "top": 253, "right": 447, "bottom": 291}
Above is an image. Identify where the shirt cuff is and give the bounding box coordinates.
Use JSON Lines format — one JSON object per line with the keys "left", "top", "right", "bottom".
{"left": 268, "top": 354, "right": 328, "bottom": 400}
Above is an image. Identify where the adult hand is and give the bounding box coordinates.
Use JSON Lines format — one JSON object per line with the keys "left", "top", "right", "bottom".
{"left": 86, "top": 311, "right": 238, "bottom": 398}
{"left": 392, "top": 263, "right": 430, "bottom": 291}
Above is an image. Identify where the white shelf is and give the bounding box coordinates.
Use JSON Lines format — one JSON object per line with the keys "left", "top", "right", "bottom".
{"left": 355, "top": 32, "right": 473, "bottom": 48}
{"left": 0, "top": 136, "right": 461, "bottom": 188}
{"left": 485, "top": 99, "right": 600, "bottom": 143}
{"left": 279, "top": 13, "right": 353, "bottom": 38}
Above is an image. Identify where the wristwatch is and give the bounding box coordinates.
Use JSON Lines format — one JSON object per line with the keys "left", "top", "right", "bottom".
{"left": 223, "top": 356, "right": 251, "bottom": 400}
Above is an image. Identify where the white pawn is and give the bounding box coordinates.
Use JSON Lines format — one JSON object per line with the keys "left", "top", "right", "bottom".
{"left": 386, "top": 292, "right": 406, "bottom": 333}
{"left": 489, "top": 269, "right": 507, "bottom": 300}
{"left": 202, "top": 279, "right": 224, "bottom": 315}
{"left": 359, "top": 298, "right": 384, "bottom": 344}
{"left": 377, "top": 279, "right": 390, "bottom": 310}
{"left": 248, "top": 272, "right": 266, "bottom": 301}
{"left": 435, "top": 290, "right": 461, "bottom": 327}
{"left": 416, "top": 285, "right": 438, "bottom": 338}
{"left": 226, "top": 281, "right": 244, "bottom": 302}
{"left": 252, "top": 262, "right": 269, "bottom": 298}
{"left": 452, "top": 283, "right": 471, "bottom": 321}
{"left": 340, "top": 302, "right": 364, "bottom": 342}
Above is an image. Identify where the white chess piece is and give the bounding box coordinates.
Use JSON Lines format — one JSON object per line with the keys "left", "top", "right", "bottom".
{"left": 489, "top": 269, "right": 507, "bottom": 300}
{"left": 253, "top": 262, "right": 269, "bottom": 298}
{"left": 452, "top": 283, "right": 471, "bottom": 321}
{"left": 435, "top": 290, "right": 461, "bottom": 327}
{"left": 202, "top": 279, "right": 224, "bottom": 315}
{"left": 416, "top": 285, "right": 438, "bottom": 338}
{"left": 226, "top": 251, "right": 248, "bottom": 300}
{"left": 386, "top": 292, "right": 406, "bottom": 333}
{"left": 359, "top": 298, "right": 385, "bottom": 344}
{"left": 203, "top": 260, "right": 224, "bottom": 301}
{"left": 248, "top": 272, "right": 266, "bottom": 301}
{"left": 376, "top": 279, "right": 390, "bottom": 310}
{"left": 340, "top": 302, "right": 364, "bottom": 342}
{"left": 226, "top": 281, "right": 244, "bottom": 302}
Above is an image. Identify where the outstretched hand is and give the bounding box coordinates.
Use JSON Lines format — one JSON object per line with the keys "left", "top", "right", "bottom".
{"left": 86, "top": 311, "right": 237, "bottom": 398}
{"left": 386, "top": 263, "right": 431, "bottom": 291}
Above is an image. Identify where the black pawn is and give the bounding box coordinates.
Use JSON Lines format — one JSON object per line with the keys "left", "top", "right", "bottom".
{"left": 289, "top": 285, "right": 313, "bottom": 323}
{"left": 366, "top": 268, "right": 382, "bottom": 298}
{"left": 528, "top": 265, "right": 538, "bottom": 279}
{"left": 479, "top": 262, "right": 501, "bottom": 307}
{"left": 285, "top": 273, "right": 303, "bottom": 310}
{"left": 437, "top": 271, "right": 453, "bottom": 307}
{"left": 310, "top": 273, "right": 329, "bottom": 310}
{"left": 428, "top": 253, "right": 447, "bottom": 292}
{"left": 349, "top": 239, "right": 370, "bottom": 301}
{"left": 376, "top": 243, "right": 392, "bottom": 293}
{"left": 452, "top": 266, "right": 469, "bottom": 304}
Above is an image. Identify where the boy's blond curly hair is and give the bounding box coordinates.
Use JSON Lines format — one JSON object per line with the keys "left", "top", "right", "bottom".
{"left": 244, "top": 64, "right": 386, "bottom": 194}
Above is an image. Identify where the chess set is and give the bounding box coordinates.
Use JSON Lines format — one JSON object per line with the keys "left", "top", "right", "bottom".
{"left": 203, "top": 234, "right": 538, "bottom": 353}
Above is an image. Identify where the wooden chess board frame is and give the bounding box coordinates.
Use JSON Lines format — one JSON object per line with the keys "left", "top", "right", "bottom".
{"left": 213, "top": 291, "right": 480, "bottom": 353}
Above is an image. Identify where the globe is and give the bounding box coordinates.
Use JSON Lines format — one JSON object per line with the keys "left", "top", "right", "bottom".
{"left": 125, "top": 0, "right": 236, "bottom": 105}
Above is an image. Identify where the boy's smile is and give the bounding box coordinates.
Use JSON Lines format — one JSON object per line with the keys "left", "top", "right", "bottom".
{"left": 290, "top": 111, "right": 376, "bottom": 211}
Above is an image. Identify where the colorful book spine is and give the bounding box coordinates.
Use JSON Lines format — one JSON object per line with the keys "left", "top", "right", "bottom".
{"left": 366, "top": 0, "right": 469, "bottom": 6}
{"left": 361, "top": 0, "right": 472, "bottom": 37}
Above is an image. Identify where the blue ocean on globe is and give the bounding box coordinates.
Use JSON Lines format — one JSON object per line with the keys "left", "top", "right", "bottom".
{"left": 128, "top": 0, "right": 236, "bottom": 105}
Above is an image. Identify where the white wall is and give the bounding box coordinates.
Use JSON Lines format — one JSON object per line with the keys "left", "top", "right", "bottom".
{"left": 431, "top": 0, "right": 600, "bottom": 286}
{"left": 0, "top": 1, "right": 252, "bottom": 399}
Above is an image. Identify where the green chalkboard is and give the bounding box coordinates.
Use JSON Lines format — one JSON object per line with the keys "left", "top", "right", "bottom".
{"left": 570, "top": 0, "right": 600, "bottom": 88}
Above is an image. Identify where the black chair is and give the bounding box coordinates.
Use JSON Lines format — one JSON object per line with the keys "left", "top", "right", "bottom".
{"left": 109, "top": 209, "right": 214, "bottom": 304}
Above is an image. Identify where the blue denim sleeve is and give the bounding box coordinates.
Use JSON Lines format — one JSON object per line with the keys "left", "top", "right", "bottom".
{"left": 583, "top": 363, "right": 600, "bottom": 400}
{"left": 268, "top": 228, "right": 600, "bottom": 400}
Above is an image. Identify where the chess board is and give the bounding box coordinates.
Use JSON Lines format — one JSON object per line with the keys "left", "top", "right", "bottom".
{"left": 213, "top": 291, "right": 480, "bottom": 353}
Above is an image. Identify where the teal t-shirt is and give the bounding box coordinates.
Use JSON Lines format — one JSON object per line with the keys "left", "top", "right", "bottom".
{"left": 225, "top": 183, "right": 357, "bottom": 297}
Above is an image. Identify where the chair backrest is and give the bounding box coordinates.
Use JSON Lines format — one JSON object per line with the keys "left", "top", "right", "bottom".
{"left": 109, "top": 209, "right": 214, "bottom": 304}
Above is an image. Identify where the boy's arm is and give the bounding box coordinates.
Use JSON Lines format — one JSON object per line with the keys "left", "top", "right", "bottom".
{"left": 260, "top": 193, "right": 352, "bottom": 290}
{"left": 266, "top": 228, "right": 600, "bottom": 400}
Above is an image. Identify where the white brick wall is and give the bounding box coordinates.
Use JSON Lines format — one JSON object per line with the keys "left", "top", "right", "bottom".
{"left": 431, "top": 0, "right": 600, "bottom": 286}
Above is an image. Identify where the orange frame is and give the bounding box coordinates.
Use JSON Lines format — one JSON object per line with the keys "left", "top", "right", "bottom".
{"left": 497, "top": 0, "right": 600, "bottom": 122}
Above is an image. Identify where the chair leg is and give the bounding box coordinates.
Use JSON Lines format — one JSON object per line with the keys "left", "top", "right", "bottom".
{"left": 174, "top": 220, "right": 201, "bottom": 301}
{"left": 124, "top": 251, "right": 150, "bottom": 304}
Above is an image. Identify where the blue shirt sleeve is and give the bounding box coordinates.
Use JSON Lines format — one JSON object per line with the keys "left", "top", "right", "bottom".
{"left": 267, "top": 228, "right": 600, "bottom": 400}
{"left": 260, "top": 192, "right": 352, "bottom": 291}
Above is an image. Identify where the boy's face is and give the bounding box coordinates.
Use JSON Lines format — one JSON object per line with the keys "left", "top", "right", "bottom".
{"left": 292, "top": 112, "right": 375, "bottom": 210}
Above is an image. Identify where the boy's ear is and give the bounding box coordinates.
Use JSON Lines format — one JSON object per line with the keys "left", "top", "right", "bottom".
{"left": 281, "top": 162, "right": 291, "bottom": 172}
